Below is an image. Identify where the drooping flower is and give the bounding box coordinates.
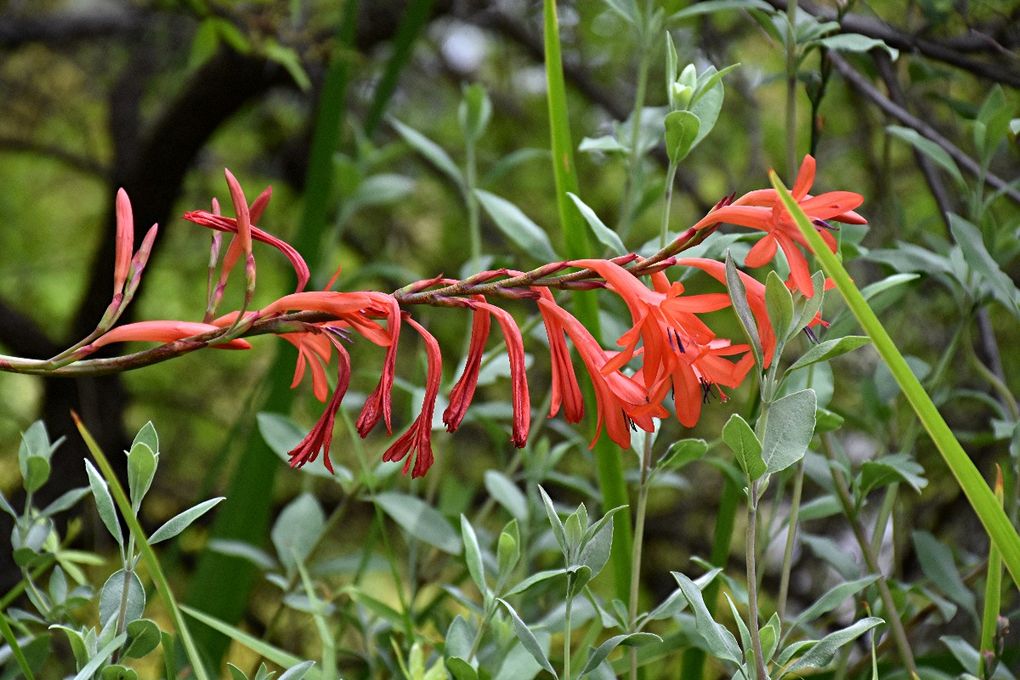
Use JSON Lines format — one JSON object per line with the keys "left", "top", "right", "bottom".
{"left": 443, "top": 297, "right": 492, "bottom": 433}
{"left": 536, "top": 289, "right": 584, "bottom": 424}
{"left": 691, "top": 155, "right": 866, "bottom": 296}
{"left": 287, "top": 329, "right": 351, "bottom": 473}
{"left": 355, "top": 293, "right": 402, "bottom": 437}
{"left": 91, "top": 321, "right": 252, "bottom": 350}
{"left": 470, "top": 300, "right": 530, "bottom": 448}
{"left": 381, "top": 316, "right": 442, "bottom": 478}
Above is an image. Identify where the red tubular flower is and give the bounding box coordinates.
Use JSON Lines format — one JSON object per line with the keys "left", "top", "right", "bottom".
{"left": 287, "top": 331, "right": 351, "bottom": 473}
{"left": 113, "top": 188, "right": 133, "bottom": 297}
{"left": 690, "top": 155, "right": 866, "bottom": 297}
{"left": 570, "top": 259, "right": 728, "bottom": 393}
{"left": 91, "top": 321, "right": 251, "bottom": 350}
{"left": 381, "top": 316, "right": 442, "bottom": 478}
{"left": 538, "top": 298, "right": 667, "bottom": 449}
{"left": 471, "top": 300, "right": 530, "bottom": 448}
{"left": 356, "top": 292, "right": 402, "bottom": 436}
{"left": 442, "top": 297, "right": 492, "bottom": 433}
{"left": 536, "top": 289, "right": 584, "bottom": 424}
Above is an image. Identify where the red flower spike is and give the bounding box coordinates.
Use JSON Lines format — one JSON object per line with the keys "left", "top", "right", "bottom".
{"left": 356, "top": 293, "right": 402, "bottom": 436}
{"left": 287, "top": 332, "right": 351, "bottom": 473}
{"left": 113, "top": 188, "right": 134, "bottom": 298}
{"left": 690, "top": 155, "right": 866, "bottom": 297}
{"left": 381, "top": 316, "right": 442, "bottom": 478}
{"left": 472, "top": 300, "right": 530, "bottom": 447}
{"left": 91, "top": 321, "right": 251, "bottom": 350}
{"left": 442, "top": 297, "right": 492, "bottom": 433}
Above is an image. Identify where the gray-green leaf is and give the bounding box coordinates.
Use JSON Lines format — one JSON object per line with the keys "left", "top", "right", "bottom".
{"left": 475, "top": 190, "right": 558, "bottom": 261}
{"left": 149, "top": 497, "right": 224, "bottom": 544}
{"left": 568, "top": 193, "right": 627, "bottom": 256}
{"left": 723, "top": 414, "right": 765, "bottom": 481}
{"left": 498, "top": 598, "right": 558, "bottom": 678}
{"left": 761, "top": 389, "right": 817, "bottom": 474}
{"left": 375, "top": 492, "right": 461, "bottom": 555}
{"left": 85, "top": 459, "right": 123, "bottom": 548}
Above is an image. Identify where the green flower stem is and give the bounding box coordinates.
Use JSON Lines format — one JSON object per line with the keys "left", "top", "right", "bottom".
{"left": 869, "top": 483, "right": 899, "bottom": 570}
{"left": 776, "top": 458, "right": 805, "bottom": 621}
{"left": 821, "top": 433, "right": 918, "bottom": 677}
{"left": 73, "top": 414, "right": 210, "bottom": 680}
{"left": 745, "top": 479, "right": 768, "bottom": 680}
{"left": 564, "top": 573, "right": 574, "bottom": 680}
{"left": 785, "top": 0, "right": 799, "bottom": 182}
{"left": 772, "top": 169, "right": 1020, "bottom": 588}
{"left": 979, "top": 467, "right": 1005, "bottom": 679}
{"left": 628, "top": 431, "right": 655, "bottom": 680}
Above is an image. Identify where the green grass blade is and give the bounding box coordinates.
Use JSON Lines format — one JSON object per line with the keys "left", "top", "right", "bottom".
{"left": 771, "top": 170, "right": 1020, "bottom": 588}
{"left": 364, "top": 0, "right": 434, "bottom": 136}
{"left": 543, "top": 0, "right": 632, "bottom": 601}
{"left": 73, "top": 415, "right": 210, "bottom": 680}
{"left": 0, "top": 608, "right": 35, "bottom": 680}
{"left": 181, "top": 605, "right": 321, "bottom": 680}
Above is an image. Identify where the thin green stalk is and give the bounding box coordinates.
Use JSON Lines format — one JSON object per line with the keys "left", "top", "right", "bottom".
{"left": 776, "top": 458, "right": 805, "bottom": 621}
{"left": 746, "top": 480, "right": 768, "bottom": 680}
{"left": 0, "top": 609, "right": 35, "bottom": 680}
{"left": 464, "top": 135, "right": 482, "bottom": 271}
{"left": 978, "top": 467, "right": 1005, "bottom": 679}
{"left": 363, "top": 0, "right": 434, "bottom": 136}
{"left": 628, "top": 432, "right": 654, "bottom": 680}
{"left": 660, "top": 162, "right": 678, "bottom": 248}
{"left": 74, "top": 415, "right": 210, "bottom": 680}
{"left": 965, "top": 325, "right": 1020, "bottom": 421}
{"left": 564, "top": 573, "right": 574, "bottom": 680}
{"left": 822, "top": 434, "right": 918, "bottom": 677}
{"left": 772, "top": 170, "right": 1020, "bottom": 588}
{"left": 543, "top": 0, "right": 633, "bottom": 601}
{"left": 618, "top": 43, "right": 654, "bottom": 242}
{"left": 785, "top": 0, "right": 799, "bottom": 182}
{"left": 0, "top": 557, "right": 53, "bottom": 611}
{"left": 869, "top": 483, "right": 899, "bottom": 567}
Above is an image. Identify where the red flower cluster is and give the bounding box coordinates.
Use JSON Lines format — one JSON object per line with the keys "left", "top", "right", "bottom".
{"left": 87, "top": 157, "right": 863, "bottom": 478}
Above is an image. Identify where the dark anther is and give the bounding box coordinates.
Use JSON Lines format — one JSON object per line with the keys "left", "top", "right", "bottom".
{"left": 803, "top": 326, "right": 819, "bottom": 344}
{"left": 700, "top": 378, "right": 713, "bottom": 404}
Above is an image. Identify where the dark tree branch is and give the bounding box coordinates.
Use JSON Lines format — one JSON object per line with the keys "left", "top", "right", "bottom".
{"left": 0, "top": 137, "right": 110, "bottom": 178}
{"left": 764, "top": 0, "right": 1020, "bottom": 88}
{"left": 828, "top": 51, "right": 1020, "bottom": 206}
{"left": 870, "top": 53, "right": 956, "bottom": 232}
{"left": 0, "top": 9, "right": 143, "bottom": 49}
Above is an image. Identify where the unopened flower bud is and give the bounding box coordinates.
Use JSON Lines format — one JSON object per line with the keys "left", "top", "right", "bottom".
{"left": 670, "top": 82, "right": 694, "bottom": 108}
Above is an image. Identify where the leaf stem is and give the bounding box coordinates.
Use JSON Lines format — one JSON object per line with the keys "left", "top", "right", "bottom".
{"left": 745, "top": 479, "right": 768, "bottom": 680}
